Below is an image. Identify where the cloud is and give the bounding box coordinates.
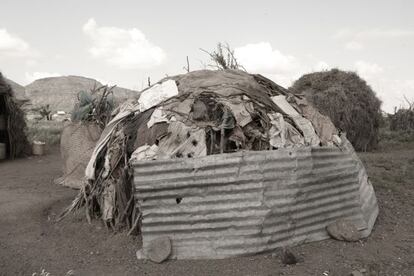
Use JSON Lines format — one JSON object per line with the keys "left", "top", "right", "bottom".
{"left": 0, "top": 29, "right": 35, "bottom": 58}
{"left": 332, "top": 28, "right": 353, "bottom": 40}
{"left": 233, "top": 42, "right": 304, "bottom": 86}
{"left": 334, "top": 28, "right": 414, "bottom": 40}
{"left": 367, "top": 78, "right": 414, "bottom": 113}
{"left": 345, "top": 41, "right": 364, "bottom": 51}
{"left": 25, "top": 72, "right": 61, "bottom": 83}
{"left": 233, "top": 42, "right": 332, "bottom": 87}
{"left": 334, "top": 28, "right": 414, "bottom": 51}
{"left": 354, "top": 60, "right": 384, "bottom": 78}
{"left": 349, "top": 61, "right": 414, "bottom": 113}
{"left": 234, "top": 42, "right": 300, "bottom": 74}
{"left": 82, "top": 18, "right": 166, "bottom": 69}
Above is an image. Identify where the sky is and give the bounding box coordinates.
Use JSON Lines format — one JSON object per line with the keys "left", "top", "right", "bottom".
{"left": 0, "top": 0, "right": 413, "bottom": 113}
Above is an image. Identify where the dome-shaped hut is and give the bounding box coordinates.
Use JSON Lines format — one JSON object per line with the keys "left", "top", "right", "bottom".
{"left": 0, "top": 73, "right": 30, "bottom": 160}
{"left": 64, "top": 70, "right": 378, "bottom": 259}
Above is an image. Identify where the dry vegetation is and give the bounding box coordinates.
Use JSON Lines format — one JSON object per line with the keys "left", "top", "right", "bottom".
{"left": 201, "top": 42, "right": 244, "bottom": 70}
{"left": 389, "top": 98, "right": 414, "bottom": 133}
{"left": 26, "top": 120, "right": 64, "bottom": 145}
{"left": 290, "top": 69, "right": 382, "bottom": 152}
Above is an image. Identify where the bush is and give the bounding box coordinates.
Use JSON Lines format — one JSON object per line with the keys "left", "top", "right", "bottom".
{"left": 290, "top": 69, "right": 382, "bottom": 151}
{"left": 26, "top": 120, "right": 64, "bottom": 145}
{"left": 389, "top": 108, "right": 414, "bottom": 131}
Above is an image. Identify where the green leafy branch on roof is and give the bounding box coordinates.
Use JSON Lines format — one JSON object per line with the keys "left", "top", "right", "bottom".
{"left": 71, "top": 84, "right": 115, "bottom": 129}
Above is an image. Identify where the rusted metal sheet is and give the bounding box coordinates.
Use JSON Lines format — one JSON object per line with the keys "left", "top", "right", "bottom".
{"left": 133, "top": 141, "right": 378, "bottom": 259}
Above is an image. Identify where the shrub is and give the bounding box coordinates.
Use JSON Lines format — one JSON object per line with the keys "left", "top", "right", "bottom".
{"left": 26, "top": 120, "right": 64, "bottom": 145}
{"left": 290, "top": 69, "right": 382, "bottom": 151}
{"left": 389, "top": 106, "right": 414, "bottom": 132}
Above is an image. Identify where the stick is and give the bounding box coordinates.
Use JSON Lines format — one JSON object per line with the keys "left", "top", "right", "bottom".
{"left": 128, "top": 212, "right": 141, "bottom": 236}
{"left": 220, "top": 126, "right": 225, "bottom": 153}
{"left": 119, "top": 196, "right": 134, "bottom": 222}
{"left": 210, "top": 129, "right": 214, "bottom": 155}
{"left": 83, "top": 187, "right": 92, "bottom": 224}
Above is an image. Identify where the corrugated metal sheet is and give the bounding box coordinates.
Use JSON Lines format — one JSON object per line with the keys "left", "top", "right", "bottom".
{"left": 133, "top": 140, "right": 378, "bottom": 259}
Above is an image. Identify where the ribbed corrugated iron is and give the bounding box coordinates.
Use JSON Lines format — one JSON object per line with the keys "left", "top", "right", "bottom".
{"left": 133, "top": 140, "right": 378, "bottom": 259}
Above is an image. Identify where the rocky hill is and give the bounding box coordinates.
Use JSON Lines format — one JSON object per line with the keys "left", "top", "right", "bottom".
{"left": 24, "top": 75, "right": 139, "bottom": 112}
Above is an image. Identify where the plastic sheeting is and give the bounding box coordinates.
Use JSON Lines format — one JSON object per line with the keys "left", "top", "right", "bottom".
{"left": 271, "top": 95, "right": 320, "bottom": 146}
{"left": 85, "top": 80, "right": 179, "bottom": 180}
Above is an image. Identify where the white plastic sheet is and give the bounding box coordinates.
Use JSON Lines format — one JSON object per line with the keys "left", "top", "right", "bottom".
{"left": 138, "top": 80, "right": 179, "bottom": 112}
{"left": 271, "top": 95, "right": 320, "bottom": 146}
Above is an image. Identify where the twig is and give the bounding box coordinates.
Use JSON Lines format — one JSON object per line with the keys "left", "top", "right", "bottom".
{"left": 128, "top": 212, "right": 141, "bottom": 236}
{"left": 83, "top": 187, "right": 92, "bottom": 224}
{"left": 183, "top": 56, "right": 190, "bottom": 72}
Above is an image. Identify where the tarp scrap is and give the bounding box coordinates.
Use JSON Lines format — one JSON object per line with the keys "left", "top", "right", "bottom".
{"left": 268, "top": 113, "right": 304, "bottom": 148}
{"left": 157, "top": 121, "right": 207, "bottom": 159}
{"left": 138, "top": 80, "right": 179, "bottom": 112}
{"left": 101, "top": 181, "right": 115, "bottom": 221}
{"left": 295, "top": 97, "right": 338, "bottom": 145}
{"left": 147, "top": 107, "right": 169, "bottom": 128}
{"left": 218, "top": 97, "right": 253, "bottom": 127}
{"left": 86, "top": 80, "right": 179, "bottom": 180}
{"left": 268, "top": 113, "right": 286, "bottom": 148}
{"left": 271, "top": 95, "right": 320, "bottom": 146}
{"left": 85, "top": 101, "right": 140, "bottom": 180}
{"left": 130, "top": 144, "right": 159, "bottom": 162}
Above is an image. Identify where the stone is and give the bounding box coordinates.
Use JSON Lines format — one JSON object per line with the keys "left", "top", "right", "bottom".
{"left": 136, "top": 249, "right": 145, "bottom": 260}
{"left": 326, "top": 219, "right": 361, "bottom": 242}
{"left": 147, "top": 236, "right": 172, "bottom": 263}
{"left": 280, "top": 248, "right": 298, "bottom": 265}
{"left": 349, "top": 270, "right": 363, "bottom": 276}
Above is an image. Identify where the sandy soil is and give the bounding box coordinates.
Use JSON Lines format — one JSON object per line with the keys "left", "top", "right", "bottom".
{"left": 0, "top": 144, "right": 413, "bottom": 276}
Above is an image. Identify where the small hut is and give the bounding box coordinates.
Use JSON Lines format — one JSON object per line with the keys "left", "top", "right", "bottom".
{"left": 62, "top": 70, "right": 378, "bottom": 259}
{"left": 0, "top": 72, "right": 30, "bottom": 159}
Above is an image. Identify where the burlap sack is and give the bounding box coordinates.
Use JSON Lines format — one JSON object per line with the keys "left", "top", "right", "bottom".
{"left": 57, "top": 122, "right": 101, "bottom": 189}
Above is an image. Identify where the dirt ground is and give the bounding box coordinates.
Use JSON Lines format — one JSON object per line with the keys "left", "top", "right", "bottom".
{"left": 0, "top": 143, "right": 413, "bottom": 276}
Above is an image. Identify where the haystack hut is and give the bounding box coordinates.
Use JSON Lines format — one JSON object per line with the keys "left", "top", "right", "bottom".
{"left": 62, "top": 70, "right": 378, "bottom": 259}
{"left": 289, "top": 69, "right": 382, "bottom": 152}
{"left": 0, "top": 73, "right": 30, "bottom": 159}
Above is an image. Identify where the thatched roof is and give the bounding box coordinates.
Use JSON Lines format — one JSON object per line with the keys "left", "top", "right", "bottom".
{"left": 290, "top": 69, "right": 382, "bottom": 151}
{"left": 0, "top": 72, "right": 30, "bottom": 158}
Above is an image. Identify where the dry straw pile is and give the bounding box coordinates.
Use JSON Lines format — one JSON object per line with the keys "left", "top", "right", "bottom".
{"left": 290, "top": 69, "right": 382, "bottom": 151}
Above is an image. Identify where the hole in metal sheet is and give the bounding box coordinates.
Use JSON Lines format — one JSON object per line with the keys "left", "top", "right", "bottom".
{"left": 176, "top": 197, "right": 182, "bottom": 204}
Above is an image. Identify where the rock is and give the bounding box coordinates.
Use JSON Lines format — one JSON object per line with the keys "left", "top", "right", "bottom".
{"left": 280, "top": 248, "right": 298, "bottom": 265}
{"left": 136, "top": 249, "right": 145, "bottom": 260}
{"left": 349, "top": 270, "right": 363, "bottom": 276}
{"left": 147, "top": 236, "right": 171, "bottom": 263}
{"left": 326, "top": 219, "right": 361, "bottom": 242}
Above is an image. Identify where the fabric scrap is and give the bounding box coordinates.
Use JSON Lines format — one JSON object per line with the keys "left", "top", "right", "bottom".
{"left": 138, "top": 80, "right": 179, "bottom": 112}
{"left": 219, "top": 98, "right": 253, "bottom": 127}
{"left": 157, "top": 121, "right": 207, "bottom": 159}
{"left": 295, "top": 97, "right": 338, "bottom": 145}
{"left": 271, "top": 95, "right": 320, "bottom": 146}
{"left": 130, "top": 144, "right": 159, "bottom": 162}
{"left": 147, "top": 107, "right": 169, "bottom": 128}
